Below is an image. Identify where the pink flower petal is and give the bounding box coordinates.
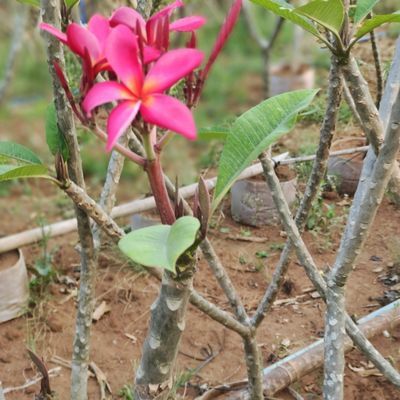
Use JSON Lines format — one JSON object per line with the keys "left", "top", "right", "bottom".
{"left": 170, "top": 16, "right": 206, "bottom": 32}
{"left": 143, "top": 46, "right": 162, "bottom": 64}
{"left": 105, "top": 25, "right": 144, "bottom": 96}
{"left": 40, "top": 23, "right": 68, "bottom": 44}
{"left": 203, "top": 0, "right": 242, "bottom": 79}
{"left": 144, "top": 48, "right": 203, "bottom": 94}
{"left": 83, "top": 81, "right": 135, "bottom": 114}
{"left": 67, "top": 23, "right": 101, "bottom": 62}
{"left": 110, "top": 6, "right": 146, "bottom": 33}
{"left": 107, "top": 100, "right": 141, "bottom": 151}
{"left": 141, "top": 94, "right": 196, "bottom": 140}
{"left": 148, "top": 0, "right": 183, "bottom": 23}
{"left": 88, "top": 14, "right": 111, "bottom": 53}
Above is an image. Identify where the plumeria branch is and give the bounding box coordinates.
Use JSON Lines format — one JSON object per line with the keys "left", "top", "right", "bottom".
{"left": 323, "top": 89, "right": 400, "bottom": 398}
{"left": 92, "top": 135, "right": 130, "bottom": 248}
{"left": 258, "top": 153, "right": 400, "bottom": 392}
{"left": 341, "top": 53, "right": 400, "bottom": 205}
{"left": 55, "top": 173, "right": 251, "bottom": 339}
{"left": 40, "top": 2, "right": 97, "bottom": 399}
{"left": 87, "top": 125, "right": 146, "bottom": 167}
{"left": 252, "top": 54, "right": 343, "bottom": 328}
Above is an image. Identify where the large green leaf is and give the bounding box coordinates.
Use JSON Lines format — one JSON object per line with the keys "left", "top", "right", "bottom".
{"left": 0, "top": 164, "right": 49, "bottom": 182}
{"left": 294, "top": 0, "right": 344, "bottom": 39}
{"left": 0, "top": 141, "right": 42, "bottom": 165}
{"left": 251, "top": 0, "right": 325, "bottom": 42}
{"left": 198, "top": 126, "right": 229, "bottom": 141}
{"left": 212, "top": 89, "right": 319, "bottom": 211}
{"left": 119, "top": 216, "right": 201, "bottom": 273}
{"left": 354, "top": 12, "right": 400, "bottom": 40}
{"left": 46, "top": 104, "right": 69, "bottom": 161}
{"left": 17, "top": 0, "right": 40, "bottom": 7}
{"left": 353, "top": 0, "right": 379, "bottom": 23}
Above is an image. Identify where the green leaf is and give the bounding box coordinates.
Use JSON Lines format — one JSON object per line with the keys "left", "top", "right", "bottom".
{"left": 65, "top": 0, "right": 80, "bottom": 11}
{"left": 46, "top": 104, "right": 69, "bottom": 161}
{"left": 354, "top": 0, "right": 379, "bottom": 23}
{"left": 0, "top": 141, "right": 42, "bottom": 165}
{"left": 354, "top": 12, "right": 400, "bottom": 40}
{"left": 198, "top": 126, "right": 229, "bottom": 141}
{"left": 17, "top": 0, "right": 40, "bottom": 7}
{"left": 251, "top": 0, "right": 326, "bottom": 42}
{"left": 119, "top": 216, "right": 201, "bottom": 273}
{"left": 212, "top": 89, "right": 319, "bottom": 211}
{"left": 294, "top": 0, "right": 344, "bottom": 39}
{"left": 0, "top": 164, "right": 49, "bottom": 182}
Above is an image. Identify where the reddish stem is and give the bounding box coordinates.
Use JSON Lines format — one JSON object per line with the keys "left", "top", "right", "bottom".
{"left": 146, "top": 156, "right": 176, "bottom": 225}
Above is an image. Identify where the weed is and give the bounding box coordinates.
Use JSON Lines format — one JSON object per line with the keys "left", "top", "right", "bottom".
{"left": 256, "top": 251, "right": 269, "bottom": 259}
{"left": 29, "top": 219, "right": 56, "bottom": 294}
{"left": 269, "top": 243, "right": 285, "bottom": 251}
{"left": 239, "top": 255, "right": 247, "bottom": 265}
{"left": 240, "top": 228, "right": 252, "bottom": 237}
{"left": 118, "top": 385, "right": 135, "bottom": 400}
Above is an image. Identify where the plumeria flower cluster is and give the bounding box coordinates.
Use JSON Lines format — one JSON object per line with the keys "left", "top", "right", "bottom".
{"left": 41, "top": 0, "right": 242, "bottom": 153}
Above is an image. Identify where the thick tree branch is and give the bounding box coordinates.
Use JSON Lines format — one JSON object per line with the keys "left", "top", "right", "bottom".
{"left": 341, "top": 52, "right": 400, "bottom": 205}
{"left": 258, "top": 153, "right": 400, "bottom": 389}
{"left": 41, "top": 2, "right": 96, "bottom": 399}
{"left": 252, "top": 55, "right": 343, "bottom": 327}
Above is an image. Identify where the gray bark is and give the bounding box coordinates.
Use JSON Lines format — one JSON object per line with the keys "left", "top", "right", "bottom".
{"left": 41, "top": 2, "right": 96, "bottom": 399}
{"left": 323, "top": 91, "right": 400, "bottom": 399}
{"left": 342, "top": 54, "right": 400, "bottom": 205}
{"left": 135, "top": 261, "right": 196, "bottom": 399}
{"left": 242, "top": 336, "right": 264, "bottom": 400}
{"left": 258, "top": 153, "right": 400, "bottom": 389}
{"left": 200, "top": 239, "right": 249, "bottom": 324}
{"left": 92, "top": 135, "right": 129, "bottom": 249}
{"left": 252, "top": 55, "right": 343, "bottom": 327}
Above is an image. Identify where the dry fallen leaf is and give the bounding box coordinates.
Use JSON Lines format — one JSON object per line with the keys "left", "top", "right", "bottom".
{"left": 124, "top": 333, "right": 138, "bottom": 344}
{"left": 348, "top": 363, "right": 383, "bottom": 377}
{"left": 92, "top": 301, "right": 111, "bottom": 322}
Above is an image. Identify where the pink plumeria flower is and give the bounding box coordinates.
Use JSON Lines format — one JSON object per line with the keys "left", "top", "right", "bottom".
{"left": 83, "top": 25, "right": 204, "bottom": 151}
{"left": 40, "top": 14, "right": 111, "bottom": 78}
{"left": 110, "top": 0, "right": 206, "bottom": 63}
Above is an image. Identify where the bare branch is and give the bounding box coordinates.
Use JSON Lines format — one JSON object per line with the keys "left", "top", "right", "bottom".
{"left": 252, "top": 55, "right": 343, "bottom": 327}
{"left": 370, "top": 30, "right": 383, "bottom": 107}
{"left": 258, "top": 153, "right": 400, "bottom": 388}
{"left": 40, "top": 1, "right": 96, "bottom": 399}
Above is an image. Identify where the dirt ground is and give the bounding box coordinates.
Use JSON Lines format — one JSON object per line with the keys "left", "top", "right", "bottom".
{"left": 0, "top": 182, "right": 399, "bottom": 399}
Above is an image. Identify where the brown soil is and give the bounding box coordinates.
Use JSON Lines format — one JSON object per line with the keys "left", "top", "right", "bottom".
{"left": 0, "top": 196, "right": 399, "bottom": 400}
{"left": 0, "top": 249, "right": 19, "bottom": 272}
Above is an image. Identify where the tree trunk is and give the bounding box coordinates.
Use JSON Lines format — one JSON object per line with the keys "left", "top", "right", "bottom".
{"left": 134, "top": 257, "right": 196, "bottom": 399}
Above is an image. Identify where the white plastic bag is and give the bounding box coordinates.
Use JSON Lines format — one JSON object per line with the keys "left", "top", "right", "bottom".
{"left": 0, "top": 249, "right": 29, "bottom": 323}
